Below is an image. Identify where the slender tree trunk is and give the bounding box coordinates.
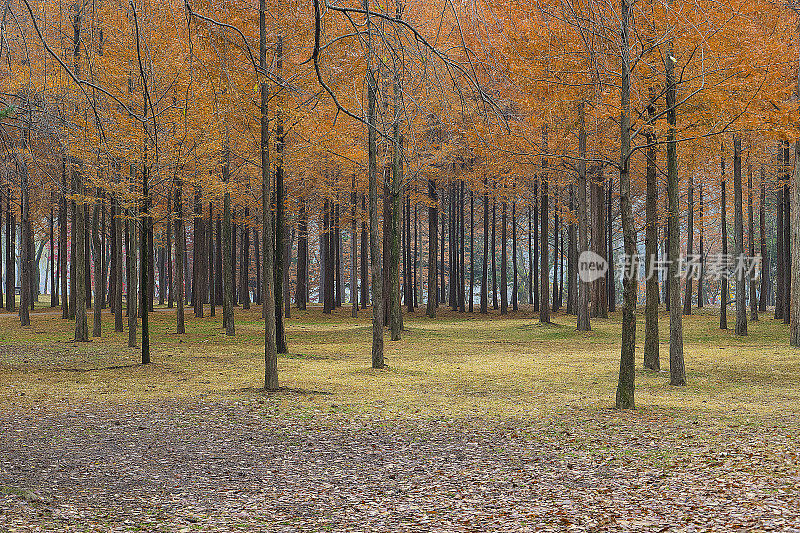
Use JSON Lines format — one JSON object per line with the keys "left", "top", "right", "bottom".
{"left": 492, "top": 199, "right": 497, "bottom": 310}
{"left": 175, "top": 177, "right": 185, "bottom": 334}
{"left": 533, "top": 179, "right": 539, "bottom": 312}
{"left": 60, "top": 161, "right": 68, "bottom": 318}
{"left": 698, "top": 182, "right": 705, "bottom": 308}
{"left": 0, "top": 186, "right": 4, "bottom": 311}
{"left": 748, "top": 162, "right": 758, "bottom": 321}
{"left": 540, "top": 124, "right": 551, "bottom": 324}
{"left": 792, "top": 135, "right": 800, "bottom": 343}
{"left": 760, "top": 165, "right": 768, "bottom": 312}
{"left": 427, "top": 179, "right": 438, "bottom": 318}
{"left": 274, "top": 34, "right": 286, "bottom": 353}
{"left": 297, "top": 197, "right": 308, "bottom": 310}
{"left": 366, "top": 17, "right": 384, "bottom": 367}
{"left": 92, "top": 192, "right": 102, "bottom": 337}
{"left": 783, "top": 144, "right": 791, "bottom": 325}
{"left": 481, "top": 178, "right": 488, "bottom": 314}
{"left": 512, "top": 200, "right": 518, "bottom": 312}
{"left": 470, "top": 189, "right": 475, "bottom": 313}
{"left": 260, "top": 0, "right": 278, "bottom": 388}
{"left": 242, "top": 208, "right": 251, "bottom": 310}
{"left": 500, "top": 199, "right": 508, "bottom": 315}
{"left": 389, "top": 120, "right": 402, "bottom": 339}
{"left": 722, "top": 148, "right": 730, "bottom": 329}
{"left": 576, "top": 101, "right": 590, "bottom": 332}
{"left": 360, "top": 195, "right": 369, "bottom": 309}
{"left": 50, "top": 205, "right": 56, "bottom": 307}
{"left": 552, "top": 200, "right": 559, "bottom": 312}
{"left": 644, "top": 93, "right": 659, "bottom": 370}
{"left": 18, "top": 139, "right": 31, "bottom": 327}
{"left": 666, "top": 37, "right": 685, "bottom": 386}
{"left": 352, "top": 176, "right": 359, "bottom": 318}
{"left": 210, "top": 204, "right": 216, "bottom": 316}
{"left": 114, "top": 195, "right": 124, "bottom": 333}
{"left": 222, "top": 146, "right": 235, "bottom": 336}
{"left": 74, "top": 165, "right": 88, "bottom": 342}
{"left": 167, "top": 196, "right": 173, "bottom": 309}
{"left": 527, "top": 205, "right": 533, "bottom": 310}
{"left": 607, "top": 176, "right": 616, "bottom": 312}
{"left": 616, "top": 0, "right": 638, "bottom": 408}
{"left": 683, "top": 174, "right": 694, "bottom": 315}
{"left": 733, "top": 136, "right": 747, "bottom": 336}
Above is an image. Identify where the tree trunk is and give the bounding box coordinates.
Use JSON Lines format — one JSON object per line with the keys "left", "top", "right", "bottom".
{"left": 760, "top": 165, "right": 768, "bottom": 312}
{"left": 512, "top": 200, "right": 518, "bottom": 312}
{"left": 18, "top": 142, "right": 31, "bottom": 327}
{"left": 274, "top": 35, "right": 286, "bottom": 353}
{"left": 644, "top": 93, "right": 659, "bottom": 370}
{"left": 683, "top": 174, "right": 694, "bottom": 315}
{"left": 352, "top": 177, "right": 359, "bottom": 318}
{"left": 210, "top": 204, "right": 216, "bottom": 316}
{"left": 666, "top": 39, "right": 685, "bottom": 386}
{"left": 481, "top": 180, "right": 488, "bottom": 314}
{"left": 533, "top": 179, "right": 539, "bottom": 312}
{"left": 733, "top": 136, "right": 747, "bottom": 336}
{"left": 500, "top": 199, "right": 508, "bottom": 315}
{"left": 260, "top": 4, "right": 278, "bottom": 387}
{"left": 722, "top": 148, "right": 729, "bottom": 329}
{"left": 540, "top": 124, "right": 550, "bottom": 324}
{"left": 222, "top": 147, "right": 235, "bottom": 336}
{"left": 427, "top": 180, "right": 438, "bottom": 318}
{"left": 367, "top": 44, "right": 384, "bottom": 367}
{"left": 576, "top": 102, "right": 590, "bottom": 332}
{"left": 7, "top": 185, "right": 16, "bottom": 313}
{"left": 748, "top": 163, "right": 757, "bottom": 321}
{"left": 698, "top": 182, "right": 705, "bottom": 308}
{"left": 792, "top": 135, "right": 800, "bottom": 343}
{"left": 74, "top": 164, "right": 88, "bottom": 342}
{"left": 297, "top": 197, "right": 308, "bottom": 310}
{"left": 60, "top": 161, "right": 68, "bottom": 318}
{"left": 616, "top": 0, "right": 638, "bottom": 408}
{"left": 361, "top": 194, "right": 369, "bottom": 309}
{"left": 492, "top": 199, "right": 497, "bottom": 310}
{"left": 607, "top": 176, "right": 616, "bottom": 312}
{"left": 114, "top": 194, "right": 124, "bottom": 333}
{"left": 470, "top": 189, "right": 475, "bottom": 313}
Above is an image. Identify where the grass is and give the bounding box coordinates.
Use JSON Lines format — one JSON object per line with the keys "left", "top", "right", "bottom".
{"left": 1, "top": 302, "right": 799, "bottom": 425}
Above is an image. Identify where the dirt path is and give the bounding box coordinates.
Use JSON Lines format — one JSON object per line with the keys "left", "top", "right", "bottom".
{"left": 1, "top": 400, "right": 799, "bottom": 532}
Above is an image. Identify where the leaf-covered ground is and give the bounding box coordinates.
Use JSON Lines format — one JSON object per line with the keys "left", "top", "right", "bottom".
{"left": 1, "top": 306, "right": 800, "bottom": 531}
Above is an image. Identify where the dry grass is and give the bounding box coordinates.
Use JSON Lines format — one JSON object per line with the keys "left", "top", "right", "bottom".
{"left": 1, "top": 303, "right": 799, "bottom": 426}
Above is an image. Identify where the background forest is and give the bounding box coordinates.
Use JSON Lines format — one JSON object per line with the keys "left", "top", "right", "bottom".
{"left": 1, "top": 0, "right": 799, "bottom": 406}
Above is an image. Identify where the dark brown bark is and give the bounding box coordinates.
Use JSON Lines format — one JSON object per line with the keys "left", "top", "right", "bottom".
{"left": 92, "top": 191, "right": 102, "bottom": 337}
{"left": 733, "top": 136, "right": 747, "bottom": 336}
{"left": 748, "top": 163, "right": 757, "bottom": 321}
{"left": 297, "top": 197, "right": 308, "bottom": 310}
{"left": 361, "top": 195, "right": 369, "bottom": 309}
{"left": 500, "top": 199, "right": 508, "bottom": 315}
{"left": 644, "top": 93, "right": 659, "bottom": 370}
{"left": 113, "top": 194, "right": 124, "bottom": 333}
{"left": 759, "top": 165, "right": 768, "bottom": 312}
{"left": 683, "top": 174, "right": 694, "bottom": 315}
{"left": 480, "top": 178, "right": 488, "bottom": 314}
{"left": 427, "top": 180, "right": 438, "bottom": 318}
{"left": 721, "top": 149, "right": 729, "bottom": 329}
{"left": 175, "top": 175, "right": 185, "bottom": 334}
{"left": 540, "top": 124, "right": 550, "bottom": 324}
{"left": 492, "top": 198, "right": 497, "bottom": 310}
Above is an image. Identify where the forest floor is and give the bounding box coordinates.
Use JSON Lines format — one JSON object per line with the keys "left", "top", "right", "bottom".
{"left": 1, "top": 304, "right": 800, "bottom": 531}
